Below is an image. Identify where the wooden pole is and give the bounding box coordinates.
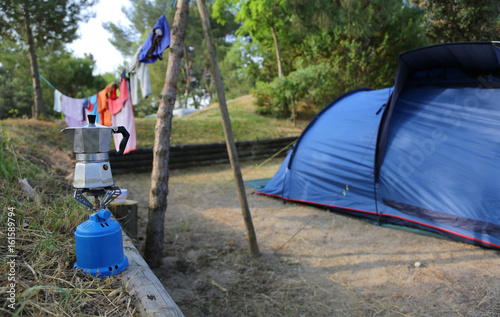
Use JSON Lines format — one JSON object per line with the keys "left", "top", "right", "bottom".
{"left": 145, "top": 0, "right": 190, "bottom": 268}
{"left": 196, "top": 0, "right": 260, "bottom": 258}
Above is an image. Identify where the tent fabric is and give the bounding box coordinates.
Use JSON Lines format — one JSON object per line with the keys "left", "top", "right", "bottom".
{"left": 260, "top": 88, "right": 393, "bottom": 215}
{"left": 375, "top": 42, "right": 500, "bottom": 179}
{"left": 258, "top": 42, "right": 500, "bottom": 249}
{"left": 378, "top": 85, "right": 500, "bottom": 248}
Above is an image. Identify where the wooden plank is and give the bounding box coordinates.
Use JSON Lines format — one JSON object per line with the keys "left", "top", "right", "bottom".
{"left": 119, "top": 229, "right": 184, "bottom": 317}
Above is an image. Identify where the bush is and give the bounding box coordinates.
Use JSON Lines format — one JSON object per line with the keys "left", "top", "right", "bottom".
{"left": 254, "top": 62, "right": 336, "bottom": 119}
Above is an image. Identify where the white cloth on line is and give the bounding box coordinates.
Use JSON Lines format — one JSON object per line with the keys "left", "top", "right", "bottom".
{"left": 126, "top": 46, "right": 152, "bottom": 105}
{"left": 54, "top": 90, "right": 62, "bottom": 112}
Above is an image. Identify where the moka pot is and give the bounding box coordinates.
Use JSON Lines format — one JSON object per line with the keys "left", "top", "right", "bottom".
{"left": 61, "top": 114, "right": 129, "bottom": 189}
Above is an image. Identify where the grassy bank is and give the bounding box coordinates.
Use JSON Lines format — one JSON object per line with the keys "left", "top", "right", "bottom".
{"left": 0, "top": 120, "right": 137, "bottom": 316}
{"left": 0, "top": 94, "right": 304, "bottom": 315}
{"left": 136, "top": 95, "right": 305, "bottom": 147}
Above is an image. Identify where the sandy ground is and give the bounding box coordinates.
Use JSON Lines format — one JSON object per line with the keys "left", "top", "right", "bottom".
{"left": 114, "top": 159, "right": 500, "bottom": 317}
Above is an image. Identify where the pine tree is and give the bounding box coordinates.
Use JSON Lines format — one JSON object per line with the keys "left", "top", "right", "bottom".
{"left": 0, "top": 0, "right": 95, "bottom": 119}
{"left": 422, "top": 0, "right": 500, "bottom": 43}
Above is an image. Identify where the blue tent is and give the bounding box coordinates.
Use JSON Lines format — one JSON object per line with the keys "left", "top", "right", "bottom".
{"left": 258, "top": 42, "right": 500, "bottom": 249}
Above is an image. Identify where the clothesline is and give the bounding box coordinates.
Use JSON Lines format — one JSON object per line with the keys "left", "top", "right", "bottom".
{"left": 39, "top": 73, "right": 57, "bottom": 91}
{"left": 39, "top": 0, "right": 175, "bottom": 99}
{"left": 38, "top": 11, "right": 172, "bottom": 154}
{"left": 163, "top": 0, "right": 178, "bottom": 16}
{"left": 40, "top": 11, "right": 171, "bottom": 106}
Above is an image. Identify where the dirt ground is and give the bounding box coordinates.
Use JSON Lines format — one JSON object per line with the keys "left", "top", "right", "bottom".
{"left": 114, "top": 159, "right": 500, "bottom": 317}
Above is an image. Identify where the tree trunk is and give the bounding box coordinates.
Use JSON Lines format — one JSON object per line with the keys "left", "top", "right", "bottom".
{"left": 23, "top": 4, "right": 46, "bottom": 119}
{"left": 270, "top": 23, "right": 284, "bottom": 77}
{"left": 197, "top": 0, "right": 260, "bottom": 258}
{"left": 145, "top": 0, "right": 190, "bottom": 268}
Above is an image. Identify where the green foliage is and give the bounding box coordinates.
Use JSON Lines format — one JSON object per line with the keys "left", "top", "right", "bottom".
{"left": 0, "top": 0, "right": 96, "bottom": 49}
{"left": 40, "top": 52, "right": 107, "bottom": 113}
{"left": 0, "top": 67, "right": 32, "bottom": 119}
{"left": 254, "top": 1, "right": 429, "bottom": 119}
{"left": 215, "top": 0, "right": 294, "bottom": 78}
{"left": 254, "top": 62, "right": 335, "bottom": 118}
{"left": 422, "top": 0, "right": 500, "bottom": 43}
{"left": 2, "top": 0, "right": 494, "bottom": 122}
{"left": 41, "top": 52, "right": 107, "bottom": 95}
{"left": 219, "top": 37, "right": 269, "bottom": 100}
{"left": 174, "top": 2, "right": 235, "bottom": 109}
{"left": 0, "top": 39, "right": 34, "bottom": 119}
{"left": 0, "top": 44, "right": 108, "bottom": 118}
{"left": 0, "top": 0, "right": 98, "bottom": 119}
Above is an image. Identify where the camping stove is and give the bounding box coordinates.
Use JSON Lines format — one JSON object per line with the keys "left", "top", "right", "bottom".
{"left": 62, "top": 114, "right": 130, "bottom": 277}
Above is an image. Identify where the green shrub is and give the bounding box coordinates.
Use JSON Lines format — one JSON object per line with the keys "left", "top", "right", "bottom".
{"left": 254, "top": 62, "right": 336, "bottom": 119}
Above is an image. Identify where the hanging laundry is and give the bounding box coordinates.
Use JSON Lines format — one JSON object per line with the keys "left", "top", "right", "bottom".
{"left": 98, "top": 84, "right": 113, "bottom": 126}
{"left": 54, "top": 90, "right": 63, "bottom": 112}
{"left": 108, "top": 85, "right": 119, "bottom": 110}
{"left": 126, "top": 46, "right": 152, "bottom": 105}
{"left": 88, "top": 94, "right": 100, "bottom": 123}
{"left": 139, "top": 15, "right": 171, "bottom": 64}
{"left": 112, "top": 81, "right": 137, "bottom": 154}
{"left": 84, "top": 98, "right": 95, "bottom": 123}
{"left": 109, "top": 78, "right": 129, "bottom": 115}
{"left": 83, "top": 98, "right": 89, "bottom": 110}
{"left": 61, "top": 95, "right": 86, "bottom": 127}
{"left": 87, "top": 96, "right": 94, "bottom": 112}
{"left": 107, "top": 82, "right": 119, "bottom": 110}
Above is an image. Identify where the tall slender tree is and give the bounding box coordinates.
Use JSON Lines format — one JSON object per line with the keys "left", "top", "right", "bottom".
{"left": 146, "top": 0, "right": 190, "bottom": 268}
{"left": 0, "top": 0, "right": 95, "bottom": 119}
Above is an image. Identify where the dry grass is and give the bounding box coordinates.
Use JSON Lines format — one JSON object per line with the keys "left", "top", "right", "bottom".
{"left": 115, "top": 159, "right": 500, "bottom": 317}
{"left": 0, "top": 119, "right": 138, "bottom": 316}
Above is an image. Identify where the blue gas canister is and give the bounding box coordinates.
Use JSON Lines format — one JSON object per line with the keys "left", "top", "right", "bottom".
{"left": 74, "top": 209, "right": 128, "bottom": 277}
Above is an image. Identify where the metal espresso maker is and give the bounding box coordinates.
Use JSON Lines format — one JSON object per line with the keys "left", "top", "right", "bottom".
{"left": 62, "top": 114, "right": 130, "bottom": 277}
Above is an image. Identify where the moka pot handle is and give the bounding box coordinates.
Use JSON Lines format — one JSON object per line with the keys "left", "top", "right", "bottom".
{"left": 111, "top": 126, "right": 130, "bottom": 156}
